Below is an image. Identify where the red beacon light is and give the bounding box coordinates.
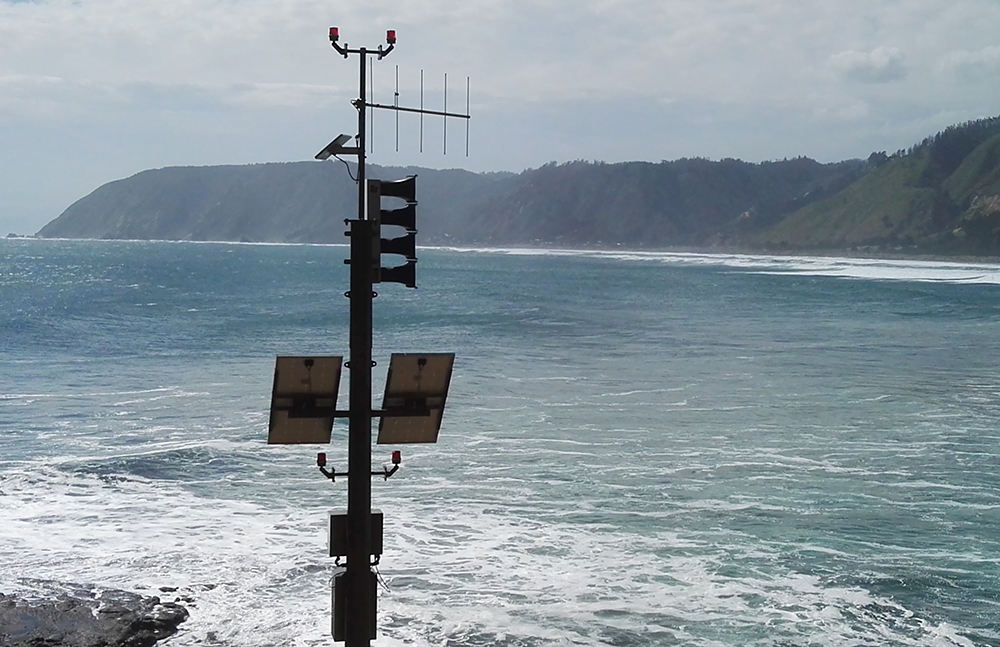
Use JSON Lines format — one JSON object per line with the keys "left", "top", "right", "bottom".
{"left": 329, "top": 27, "right": 340, "bottom": 42}
{"left": 391, "top": 450, "right": 401, "bottom": 465}
{"left": 386, "top": 29, "right": 396, "bottom": 45}
{"left": 317, "top": 452, "right": 327, "bottom": 467}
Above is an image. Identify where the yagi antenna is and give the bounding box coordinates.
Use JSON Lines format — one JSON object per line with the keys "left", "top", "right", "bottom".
{"left": 366, "top": 67, "right": 472, "bottom": 157}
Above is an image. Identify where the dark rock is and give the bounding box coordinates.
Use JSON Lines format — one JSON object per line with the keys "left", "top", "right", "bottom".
{"left": 0, "top": 581, "right": 188, "bottom": 647}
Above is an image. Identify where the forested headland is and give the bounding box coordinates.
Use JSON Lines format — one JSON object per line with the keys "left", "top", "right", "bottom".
{"left": 37, "top": 115, "right": 1000, "bottom": 257}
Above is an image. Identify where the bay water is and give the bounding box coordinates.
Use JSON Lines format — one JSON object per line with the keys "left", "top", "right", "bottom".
{"left": 2, "top": 238, "right": 999, "bottom": 646}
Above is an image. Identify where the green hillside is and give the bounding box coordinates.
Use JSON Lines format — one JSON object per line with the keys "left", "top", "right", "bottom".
{"left": 748, "top": 116, "right": 1000, "bottom": 254}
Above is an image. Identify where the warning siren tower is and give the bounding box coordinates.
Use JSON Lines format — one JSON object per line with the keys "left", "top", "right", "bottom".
{"left": 265, "top": 26, "right": 471, "bottom": 647}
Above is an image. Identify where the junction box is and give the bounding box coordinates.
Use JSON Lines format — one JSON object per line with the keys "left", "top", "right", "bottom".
{"left": 328, "top": 509, "right": 383, "bottom": 557}
{"left": 332, "top": 571, "right": 377, "bottom": 641}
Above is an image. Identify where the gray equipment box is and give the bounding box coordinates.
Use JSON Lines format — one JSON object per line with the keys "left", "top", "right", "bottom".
{"left": 328, "top": 509, "right": 383, "bottom": 557}
{"left": 332, "top": 571, "right": 377, "bottom": 641}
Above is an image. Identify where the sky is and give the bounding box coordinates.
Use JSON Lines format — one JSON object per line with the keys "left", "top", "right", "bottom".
{"left": 1, "top": 0, "right": 999, "bottom": 235}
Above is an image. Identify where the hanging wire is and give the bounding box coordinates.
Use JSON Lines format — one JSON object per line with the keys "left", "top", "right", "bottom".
{"left": 335, "top": 155, "right": 357, "bottom": 182}
{"left": 466, "top": 76, "right": 471, "bottom": 157}
{"left": 419, "top": 70, "right": 424, "bottom": 153}
{"left": 369, "top": 57, "right": 374, "bottom": 153}
{"left": 443, "top": 72, "right": 448, "bottom": 155}
{"left": 373, "top": 564, "right": 391, "bottom": 593}
{"left": 394, "top": 65, "right": 400, "bottom": 152}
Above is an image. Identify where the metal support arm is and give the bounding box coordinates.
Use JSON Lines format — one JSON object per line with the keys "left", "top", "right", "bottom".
{"left": 319, "top": 464, "right": 400, "bottom": 482}
{"left": 332, "top": 42, "right": 393, "bottom": 60}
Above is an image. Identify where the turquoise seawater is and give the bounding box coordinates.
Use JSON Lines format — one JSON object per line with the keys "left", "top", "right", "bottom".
{"left": 1, "top": 238, "right": 999, "bottom": 646}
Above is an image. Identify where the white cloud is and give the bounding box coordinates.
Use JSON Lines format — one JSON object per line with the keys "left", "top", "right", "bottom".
{"left": 810, "top": 99, "right": 870, "bottom": 123}
{"left": 938, "top": 45, "right": 1000, "bottom": 78}
{"left": 2, "top": 0, "right": 1000, "bottom": 234}
{"left": 830, "top": 47, "right": 907, "bottom": 83}
{"left": 0, "top": 76, "right": 341, "bottom": 124}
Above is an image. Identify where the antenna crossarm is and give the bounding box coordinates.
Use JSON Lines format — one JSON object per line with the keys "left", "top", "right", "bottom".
{"left": 366, "top": 102, "right": 470, "bottom": 119}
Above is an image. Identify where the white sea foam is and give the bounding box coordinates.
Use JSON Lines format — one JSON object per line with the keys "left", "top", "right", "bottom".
{"left": 432, "top": 245, "right": 1000, "bottom": 284}
{"left": 0, "top": 450, "right": 980, "bottom": 647}
{"left": 3, "top": 241, "right": 998, "bottom": 646}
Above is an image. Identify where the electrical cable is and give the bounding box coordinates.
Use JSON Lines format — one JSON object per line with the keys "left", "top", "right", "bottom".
{"left": 373, "top": 564, "right": 391, "bottom": 593}
{"left": 335, "top": 155, "right": 358, "bottom": 182}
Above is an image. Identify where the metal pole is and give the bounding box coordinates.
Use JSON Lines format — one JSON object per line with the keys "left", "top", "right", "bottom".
{"left": 346, "top": 46, "right": 374, "bottom": 647}
{"left": 358, "top": 48, "right": 367, "bottom": 223}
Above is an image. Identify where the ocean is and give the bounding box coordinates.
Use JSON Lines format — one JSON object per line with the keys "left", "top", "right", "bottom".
{"left": 1, "top": 238, "right": 999, "bottom": 646}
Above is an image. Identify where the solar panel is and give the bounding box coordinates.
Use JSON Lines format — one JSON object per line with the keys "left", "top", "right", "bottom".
{"left": 377, "top": 353, "right": 454, "bottom": 444}
{"left": 267, "top": 356, "right": 343, "bottom": 444}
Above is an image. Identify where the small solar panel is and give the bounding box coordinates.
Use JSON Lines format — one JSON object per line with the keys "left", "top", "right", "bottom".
{"left": 267, "top": 356, "right": 343, "bottom": 444}
{"left": 377, "top": 353, "right": 455, "bottom": 444}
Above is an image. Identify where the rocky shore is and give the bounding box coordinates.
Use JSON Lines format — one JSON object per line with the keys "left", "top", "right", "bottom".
{"left": 0, "top": 581, "right": 188, "bottom": 647}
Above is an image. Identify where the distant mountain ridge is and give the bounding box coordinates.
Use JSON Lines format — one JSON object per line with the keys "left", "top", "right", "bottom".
{"left": 38, "top": 115, "right": 1000, "bottom": 256}
{"left": 38, "top": 163, "right": 511, "bottom": 244}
